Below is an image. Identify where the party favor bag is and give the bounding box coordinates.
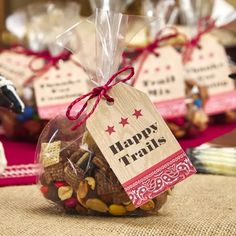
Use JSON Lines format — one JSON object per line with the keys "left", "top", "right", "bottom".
{"left": 180, "top": 0, "right": 236, "bottom": 116}
{"left": 36, "top": 10, "right": 196, "bottom": 216}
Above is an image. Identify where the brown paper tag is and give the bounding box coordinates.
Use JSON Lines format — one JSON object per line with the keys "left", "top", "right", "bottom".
{"left": 184, "top": 34, "right": 236, "bottom": 115}
{"left": 87, "top": 83, "right": 195, "bottom": 207}
{"left": 133, "top": 47, "right": 186, "bottom": 119}
{"left": 40, "top": 141, "right": 61, "bottom": 168}
{"left": 34, "top": 60, "right": 89, "bottom": 119}
{"left": 0, "top": 51, "right": 36, "bottom": 94}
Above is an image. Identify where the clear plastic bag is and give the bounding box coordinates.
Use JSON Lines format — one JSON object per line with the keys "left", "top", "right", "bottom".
{"left": 36, "top": 9, "right": 172, "bottom": 216}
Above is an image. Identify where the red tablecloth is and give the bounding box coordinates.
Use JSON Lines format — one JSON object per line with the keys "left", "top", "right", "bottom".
{"left": 1, "top": 122, "right": 236, "bottom": 186}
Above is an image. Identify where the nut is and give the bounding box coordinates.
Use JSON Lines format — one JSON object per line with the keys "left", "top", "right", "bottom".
{"left": 85, "top": 198, "right": 108, "bottom": 213}
{"left": 122, "top": 201, "right": 131, "bottom": 206}
{"left": 140, "top": 200, "right": 155, "bottom": 211}
{"left": 125, "top": 202, "right": 136, "bottom": 212}
{"left": 109, "top": 204, "right": 127, "bottom": 216}
{"left": 76, "top": 194, "right": 87, "bottom": 208}
{"left": 78, "top": 180, "right": 89, "bottom": 199}
{"left": 85, "top": 177, "right": 96, "bottom": 190}
{"left": 58, "top": 186, "right": 73, "bottom": 201}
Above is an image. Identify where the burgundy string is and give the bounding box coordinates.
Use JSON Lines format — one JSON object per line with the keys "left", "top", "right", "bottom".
{"left": 122, "top": 27, "right": 187, "bottom": 86}
{"left": 66, "top": 66, "right": 135, "bottom": 131}
{"left": 182, "top": 16, "right": 216, "bottom": 64}
{"left": 122, "top": 27, "right": 183, "bottom": 67}
{"left": 0, "top": 45, "right": 71, "bottom": 85}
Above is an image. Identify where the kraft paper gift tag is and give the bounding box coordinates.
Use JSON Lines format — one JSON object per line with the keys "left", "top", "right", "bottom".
{"left": 34, "top": 60, "right": 89, "bottom": 119}
{"left": 184, "top": 34, "right": 236, "bottom": 115}
{"left": 0, "top": 50, "right": 42, "bottom": 95}
{"left": 87, "top": 83, "right": 196, "bottom": 207}
{"left": 133, "top": 46, "right": 186, "bottom": 119}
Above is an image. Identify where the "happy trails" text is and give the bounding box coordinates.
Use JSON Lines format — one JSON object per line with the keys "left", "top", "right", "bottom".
{"left": 109, "top": 122, "right": 166, "bottom": 166}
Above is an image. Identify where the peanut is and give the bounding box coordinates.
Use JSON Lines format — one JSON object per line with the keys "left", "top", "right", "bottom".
{"left": 86, "top": 198, "right": 108, "bottom": 213}
{"left": 85, "top": 177, "right": 96, "bottom": 190}
{"left": 58, "top": 186, "right": 73, "bottom": 201}
{"left": 140, "top": 200, "right": 155, "bottom": 211}
{"left": 125, "top": 202, "right": 136, "bottom": 212}
{"left": 78, "top": 180, "right": 89, "bottom": 199}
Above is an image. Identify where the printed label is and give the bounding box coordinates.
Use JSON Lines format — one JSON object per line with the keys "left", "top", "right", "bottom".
{"left": 87, "top": 83, "right": 196, "bottom": 207}
{"left": 184, "top": 35, "right": 236, "bottom": 115}
{"left": 34, "top": 60, "right": 89, "bottom": 119}
{"left": 0, "top": 51, "right": 37, "bottom": 93}
{"left": 133, "top": 47, "right": 186, "bottom": 119}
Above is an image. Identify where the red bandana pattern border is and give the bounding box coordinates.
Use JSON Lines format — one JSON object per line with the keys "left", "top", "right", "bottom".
{"left": 123, "top": 149, "right": 196, "bottom": 207}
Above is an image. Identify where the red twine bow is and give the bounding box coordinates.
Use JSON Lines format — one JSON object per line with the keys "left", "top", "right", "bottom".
{"left": 182, "top": 16, "right": 216, "bottom": 64}
{"left": 1, "top": 45, "right": 71, "bottom": 85}
{"left": 26, "top": 50, "right": 71, "bottom": 85}
{"left": 122, "top": 26, "right": 180, "bottom": 66}
{"left": 123, "top": 27, "right": 183, "bottom": 86}
{"left": 66, "top": 66, "right": 135, "bottom": 131}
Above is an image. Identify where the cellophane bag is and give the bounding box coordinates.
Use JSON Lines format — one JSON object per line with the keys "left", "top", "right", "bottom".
{"left": 0, "top": 2, "right": 81, "bottom": 141}
{"left": 36, "top": 10, "right": 172, "bottom": 216}
{"left": 178, "top": 0, "right": 236, "bottom": 124}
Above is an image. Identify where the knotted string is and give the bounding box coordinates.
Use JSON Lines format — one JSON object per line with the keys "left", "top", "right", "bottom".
{"left": 122, "top": 26, "right": 181, "bottom": 67}
{"left": 122, "top": 27, "right": 185, "bottom": 86}
{"left": 66, "top": 66, "right": 134, "bottom": 131}
{"left": 182, "top": 16, "right": 216, "bottom": 64}
{"left": 0, "top": 45, "right": 71, "bottom": 85}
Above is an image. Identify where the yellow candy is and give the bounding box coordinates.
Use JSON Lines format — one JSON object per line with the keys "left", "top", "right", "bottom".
{"left": 140, "top": 200, "right": 155, "bottom": 211}
{"left": 109, "top": 204, "right": 127, "bottom": 216}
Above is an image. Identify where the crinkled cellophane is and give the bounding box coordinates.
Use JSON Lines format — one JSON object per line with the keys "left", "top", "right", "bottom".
{"left": 36, "top": 115, "right": 172, "bottom": 216}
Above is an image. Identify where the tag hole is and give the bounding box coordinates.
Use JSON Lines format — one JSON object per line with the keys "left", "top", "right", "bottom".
{"left": 106, "top": 100, "right": 114, "bottom": 106}
{"left": 197, "top": 45, "right": 202, "bottom": 50}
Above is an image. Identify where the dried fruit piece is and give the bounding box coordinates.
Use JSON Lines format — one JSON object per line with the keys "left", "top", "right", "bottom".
{"left": 86, "top": 198, "right": 108, "bottom": 213}
{"left": 40, "top": 185, "right": 49, "bottom": 194}
{"left": 125, "top": 202, "right": 136, "bottom": 212}
{"left": 58, "top": 186, "right": 73, "bottom": 201}
{"left": 140, "top": 200, "right": 155, "bottom": 211}
{"left": 78, "top": 180, "right": 89, "bottom": 199}
{"left": 109, "top": 204, "right": 127, "bottom": 216}
{"left": 85, "top": 177, "right": 96, "bottom": 190}
{"left": 55, "top": 181, "right": 67, "bottom": 188}
{"left": 64, "top": 197, "right": 77, "bottom": 208}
